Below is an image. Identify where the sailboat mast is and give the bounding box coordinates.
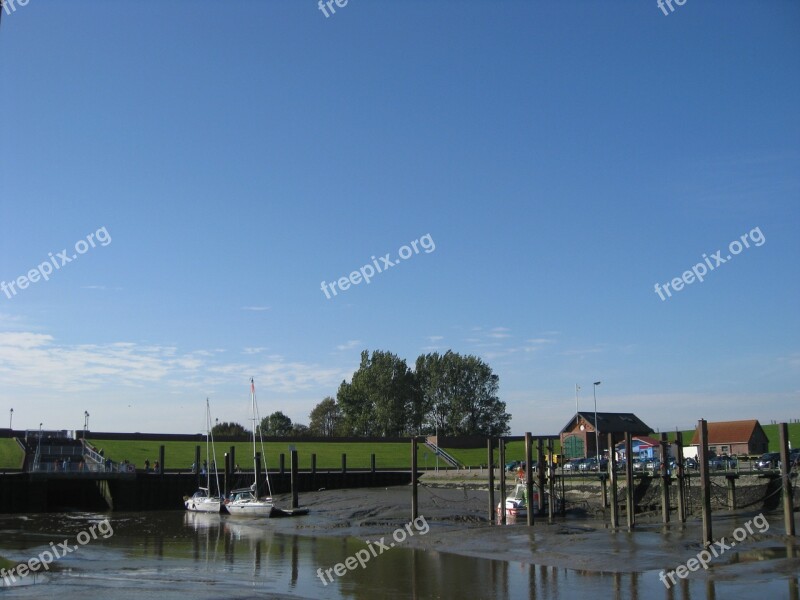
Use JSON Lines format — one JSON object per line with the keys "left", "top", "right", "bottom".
{"left": 251, "top": 378, "right": 257, "bottom": 486}
{"left": 205, "top": 398, "right": 212, "bottom": 492}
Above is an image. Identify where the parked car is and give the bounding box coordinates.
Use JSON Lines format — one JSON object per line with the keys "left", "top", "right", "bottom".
{"left": 708, "top": 454, "right": 737, "bottom": 470}
{"left": 755, "top": 452, "right": 780, "bottom": 470}
{"left": 505, "top": 460, "right": 521, "bottom": 472}
{"left": 778, "top": 449, "right": 800, "bottom": 470}
{"left": 578, "top": 457, "right": 597, "bottom": 471}
{"left": 683, "top": 457, "right": 699, "bottom": 469}
{"left": 563, "top": 458, "right": 584, "bottom": 471}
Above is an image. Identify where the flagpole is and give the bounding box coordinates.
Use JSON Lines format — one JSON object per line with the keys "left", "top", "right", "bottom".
{"left": 575, "top": 383, "right": 580, "bottom": 416}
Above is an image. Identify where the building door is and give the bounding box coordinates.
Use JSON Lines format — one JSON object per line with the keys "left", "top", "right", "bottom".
{"left": 563, "top": 435, "right": 584, "bottom": 459}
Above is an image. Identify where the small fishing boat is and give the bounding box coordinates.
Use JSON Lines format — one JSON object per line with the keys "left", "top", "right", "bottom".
{"left": 225, "top": 378, "right": 274, "bottom": 518}
{"left": 185, "top": 399, "right": 223, "bottom": 513}
{"left": 496, "top": 479, "right": 559, "bottom": 518}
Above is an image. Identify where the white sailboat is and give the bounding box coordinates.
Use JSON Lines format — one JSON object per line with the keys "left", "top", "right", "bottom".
{"left": 185, "top": 398, "right": 223, "bottom": 513}
{"left": 225, "top": 378, "right": 274, "bottom": 518}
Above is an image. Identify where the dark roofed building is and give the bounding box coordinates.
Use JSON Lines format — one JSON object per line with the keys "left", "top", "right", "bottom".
{"left": 689, "top": 419, "right": 768, "bottom": 456}
{"left": 560, "top": 412, "right": 651, "bottom": 460}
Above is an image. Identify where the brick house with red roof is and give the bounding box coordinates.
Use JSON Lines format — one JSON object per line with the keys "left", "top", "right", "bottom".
{"left": 689, "top": 419, "right": 768, "bottom": 456}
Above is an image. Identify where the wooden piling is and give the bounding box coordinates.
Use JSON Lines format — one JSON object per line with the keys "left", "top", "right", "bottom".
{"left": 341, "top": 453, "right": 347, "bottom": 474}
{"left": 488, "top": 438, "right": 495, "bottom": 522}
{"left": 624, "top": 432, "right": 634, "bottom": 530}
{"left": 537, "top": 438, "right": 546, "bottom": 516}
{"left": 194, "top": 445, "right": 201, "bottom": 486}
{"left": 676, "top": 431, "right": 686, "bottom": 523}
{"left": 525, "top": 432, "right": 534, "bottom": 526}
{"left": 223, "top": 452, "right": 229, "bottom": 495}
{"left": 311, "top": 453, "right": 316, "bottom": 475}
{"left": 608, "top": 432, "right": 618, "bottom": 528}
{"left": 229, "top": 446, "right": 235, "bottom": 474}
{"left": 698, "top": 419, "right": 713, "bottom": 546}
{"left": 779, "top": 422, "right": 796, "bottom": 536}
{"left": 159, "top": 445, "right": 165, "bottom": 476}
{"left": 499, "top": 438, "right": 507, "bottom": 525}
{"left": 660, "top": 432, "right": 670, "bottom": 524}
{"left": 290, "top": 450, "right": 298, "bottom": 509}
{"left": 411, "top": 438, "right": 418, "bottom": 521}
{"left": 547, "top": 438, "right": 555, "bottom": 521}
{"left": 280, "top": 453, "right": 285, "bottom": 475}
{"left": 371, "top": 453, "right": 376, "bottom": 473}
{"left": 726, "top": 475, "right": 737, "bottom": 511}
{"left": 255, "top": 452, "right": 262, "bottom": 496}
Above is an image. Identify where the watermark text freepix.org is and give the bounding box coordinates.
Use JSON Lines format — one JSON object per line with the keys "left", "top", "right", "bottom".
{"left": 659, "top": 513, "right": 769, "bottom": 589}
{"left": 654, "top": 226, "right": 764, "bottom": 301}
{"left": 1, "top": 519, "right": 114, "bottom": 585}
{"left": 320, "top": 233, "right": 435, "bottom": 299}
{"left": 316, "top": 515, "right": 429, "bottom": 586}
{"left": 318, "top": 0, "right": 349, "bottom": 18}
{"left": 1, "top": 226, "right": 112, "bottom": 300}
{"left": 1, "top": 0, "right": 32, "bottom": 16}
{"left": 658, "top": 0, "right": 687, "bottom": 16}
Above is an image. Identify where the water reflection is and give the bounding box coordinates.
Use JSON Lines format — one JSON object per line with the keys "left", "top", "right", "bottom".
{"left": 0, "top": 512, "right": 797, "bottom": 599}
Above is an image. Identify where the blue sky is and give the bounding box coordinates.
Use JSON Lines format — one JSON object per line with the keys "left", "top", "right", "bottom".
{"left": 1, "top": 0, "right": 798, "bottom": 435}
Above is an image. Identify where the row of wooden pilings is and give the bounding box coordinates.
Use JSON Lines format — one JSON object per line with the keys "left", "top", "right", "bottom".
{"left": 193, "top": 446, "right": 381, "bottom": 510}
{"left": 408, "top": 420, "right": 796, "bottom": 547}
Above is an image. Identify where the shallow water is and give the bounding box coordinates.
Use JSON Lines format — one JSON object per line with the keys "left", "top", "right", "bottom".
{"left": 0, "top": 511, "right": 797, "bottom": 599}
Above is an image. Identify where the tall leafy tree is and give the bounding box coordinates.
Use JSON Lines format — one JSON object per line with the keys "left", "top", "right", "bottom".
{"left": 259, "top": 411, "right": 293, "bottom": 437}
{"left": 211, "top": 422, "right": 249, "bottom": 437}
{"left": 308, "top": 397, "right": 342, "bottom": 437}
{"left": 416, "top": 351, "right": 510, "bottom": 437}
{"left": 338, "top": 350, "right": 418, "bottom": 436}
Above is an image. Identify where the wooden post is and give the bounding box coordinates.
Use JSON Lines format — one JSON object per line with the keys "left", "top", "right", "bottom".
{"left": 660, "top": 432, "right": 670, "bottom": 524}
{"left": 159, "top": 445, "right": 165, "bottom": 476}
{"left": 676, "top": 431, "right": 686, "bottom": 523}
{"left": 537, "top": 438, "right": 546, "bottom": 516}
{"left": 698, "top": 419, "right": 713, "bottom": 546}
{"left": 411, "top": 438, "right": 418, "bottom": 521}
{"left": 601, "top": 473, "right": 608, "bottom": 508}
{"left": 488, "top": 438, "right": 495, "bottom": 522}
{"left": 255, "top": 451, "right": 262, "bottom": 497}
{"left": 499, "top": 438, "right": 507, "bottom": 525}
{"left": 525, "top": 432, "right": 534, "bottom": 526}
{"left": 229, "top": 445, "right": 235, "bottom": 475}
{"left": 290, "top": 450, "right": 299, "bottom": 509}
{"left": 341, "top": 453, "right": 347, "bottom": 474}
{"left": 311, "top": 453, "right": 316, "bottom": 475}
{"left": 608, "top": 432, "right": 618, "bottom": 528}
{"left": 726, "top": 475, "right": 737, "bottom": 511}
{"left": 547, "top": 438, "right": 555, "bottom": 521}
{"left": 280, "top": 453, "right": 285, "bottom": 475}
{"left": 779, "top": 423, "right": 796, "bottom": 536}
{"left": 223, "top": 452, "right": 229, "bottom": 496}
{"left": 371, "top": 453, "right": 376, "bottom": 473}
{"left": 625, "top": 432, "right": 634, "bottom": 530}
{"left": 194, "top": 445, "right": 201, "bottom": 486}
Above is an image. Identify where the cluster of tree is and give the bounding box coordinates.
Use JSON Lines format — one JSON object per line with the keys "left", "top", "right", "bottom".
{"left": 211, "top": 413, "right": 311, "bottom": 438}
{"left": 211, "top": 350, "right": 511, "bottom": 439}
{"left": 314, "top": 350, "right": 510, "bottom": 437}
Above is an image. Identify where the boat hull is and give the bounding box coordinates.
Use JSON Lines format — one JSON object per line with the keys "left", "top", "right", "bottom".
{"left": 185, "top": 498, "right": 222, "bottom": 513}
{"left": 225, "top": 502, "right": 274, "bottom": 517}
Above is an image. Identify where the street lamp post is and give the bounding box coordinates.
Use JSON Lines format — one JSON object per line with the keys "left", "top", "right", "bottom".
{"left": 9, "top": 408, "right": 12, "bottom": 429}
{"left": 593, "top": 382, "right": 602, "bottom": 465}
{"left": 83, "top": 411, "right": 90, "bottom": 442}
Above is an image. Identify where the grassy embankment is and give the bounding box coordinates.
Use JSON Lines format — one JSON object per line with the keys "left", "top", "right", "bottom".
{"left": 0, "top": 438, "right": 24, "bottom": 470}
{"left": 88, "top": 439, "right": 441, "bottom": 470}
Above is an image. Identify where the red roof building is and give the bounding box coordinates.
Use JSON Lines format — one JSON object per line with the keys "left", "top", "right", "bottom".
{"left": 689, "top": 419, "right": 768, "bottom": 456}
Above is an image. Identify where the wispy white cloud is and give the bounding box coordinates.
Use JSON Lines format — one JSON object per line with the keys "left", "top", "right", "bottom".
{"left": 242, "top": 347, "right": 266, "bottom": 355}
{"left": 427, "top": 335, "right": 444, "bottom": 342}
{"left": 241, "top": 306, "right": 270, "bottom": 312}
{"left": 335, "top": 340, "right": 362, "bottom": 352}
